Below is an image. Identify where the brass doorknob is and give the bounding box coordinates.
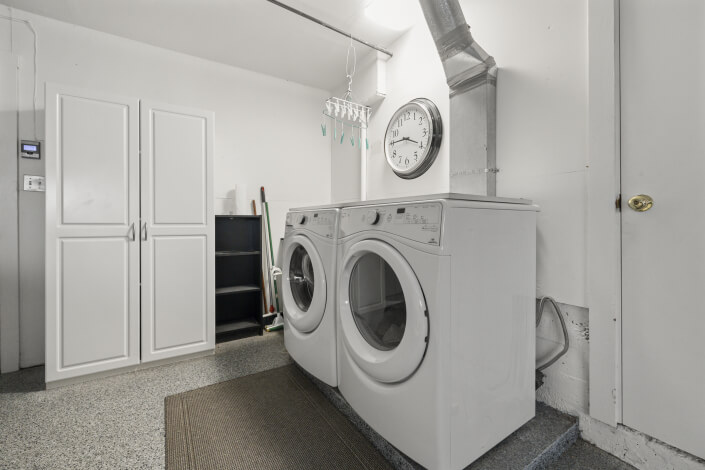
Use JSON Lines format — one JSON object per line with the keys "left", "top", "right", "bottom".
{"left": 628, "top": 194, "right": 654, "bottom": 212}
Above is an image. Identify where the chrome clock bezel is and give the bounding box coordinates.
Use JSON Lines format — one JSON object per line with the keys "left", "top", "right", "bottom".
{"left": 383, "top": 97, "right": 443, "bottom": 179}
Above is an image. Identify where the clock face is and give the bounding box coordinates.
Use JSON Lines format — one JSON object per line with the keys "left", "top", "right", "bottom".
{"left": 384, "top": 98, "right": 442, "bottom": 179}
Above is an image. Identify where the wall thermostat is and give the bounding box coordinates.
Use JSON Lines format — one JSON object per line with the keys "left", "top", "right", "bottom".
{"left": 20, "top": 140, "right": 41, "bottom": 159}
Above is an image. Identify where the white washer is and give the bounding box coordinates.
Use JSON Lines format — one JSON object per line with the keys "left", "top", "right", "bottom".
{"left": 281, "top": 208, "right": 339, "bottom": 386}
{"left": 337, "top": 197, "right": 538, "bottom": 469}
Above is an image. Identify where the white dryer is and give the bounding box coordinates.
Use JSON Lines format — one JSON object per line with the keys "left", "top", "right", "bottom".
{"left": 281, "top": 208, "right": 339, "bottom": 387}
{"left": 337, "top": 197, "right": 538, "bottom": 470}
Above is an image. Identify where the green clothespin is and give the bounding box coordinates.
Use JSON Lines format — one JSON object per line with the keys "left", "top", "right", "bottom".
{"left": 365, "top": 138, "right": 369, "bottom": 150}
{"left": 340, "top": 130, "right": 345, "bottom": 144}
{"left": 350, "top": 136, "right": 355, "bottom": 146}
{"left": 321, "top": 123, "right": 326, "bottom": 136}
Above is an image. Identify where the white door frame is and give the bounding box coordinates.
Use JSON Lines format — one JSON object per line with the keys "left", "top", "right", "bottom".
{"left": 587, "top": 0, "right": 622, "bottom": 426}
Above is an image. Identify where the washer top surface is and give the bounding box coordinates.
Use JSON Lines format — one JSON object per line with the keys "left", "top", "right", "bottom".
{"left": 291, "top": 193, "right": 532, "bottom": 211}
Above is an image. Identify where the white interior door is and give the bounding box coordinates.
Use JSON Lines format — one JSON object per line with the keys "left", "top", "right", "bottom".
{"left": 621, "top": 0, "right": 705, "bottom": 459}
{"left": 45, "top": 84, "right": 140, "bottom": 383}
{"left": 140, "top": 101, "right": 214, "bottom": 362}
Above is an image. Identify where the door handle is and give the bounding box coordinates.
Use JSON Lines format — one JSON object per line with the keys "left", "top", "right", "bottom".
{"left": 141, "top": 222, "right": 147, "bottom": 241}
{"left": 128, "top": 222, "right": 136, "bottom": 241}
{"left": 628, "top": 194, "right": 654, "bottom": 212}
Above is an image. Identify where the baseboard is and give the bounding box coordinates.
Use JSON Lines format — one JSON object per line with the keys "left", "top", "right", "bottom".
{"left": 45, "top": 349, "right": 214, "bottom": 389}
{"left": 579, "top": 414, "right": 705, "bottom": 470}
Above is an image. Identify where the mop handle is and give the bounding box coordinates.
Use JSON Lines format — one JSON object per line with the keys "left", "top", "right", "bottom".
{"left": 261, "top": 187, "right": 280, "bottom": 312}
{"left": 252, "top": 200, "right": 268, "bottom": 314}
{"left": 260, "top": 198, "right": 275, "bottom": 310}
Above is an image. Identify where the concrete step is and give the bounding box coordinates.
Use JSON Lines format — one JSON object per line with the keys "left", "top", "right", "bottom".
{"left": 300, "top": 365, "right": 583, "bottom": 470}
{"left": 548, "top": 439, "right": 637, "bottom": 470}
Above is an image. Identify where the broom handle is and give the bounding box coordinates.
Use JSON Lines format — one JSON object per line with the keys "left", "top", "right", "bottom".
{"left": 260, "top": 197, "right": 275, "bottom": 311}
{"left": 261, "top": 187, "right": 280, "bottom": 312}
{"left": 251, "top": 200, "right": 268, "bottom": 314}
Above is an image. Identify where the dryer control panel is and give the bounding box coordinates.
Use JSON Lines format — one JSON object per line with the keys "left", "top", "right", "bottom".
{"left": 340, "top": 202, "right": 442, "bottom": 245}
{"left": 285, "top": 210, "right": 337, "bottom": 239}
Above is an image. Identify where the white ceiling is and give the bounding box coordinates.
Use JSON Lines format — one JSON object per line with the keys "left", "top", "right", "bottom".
{"left": 3, "top": 0, "right": 412, "bottom": 91}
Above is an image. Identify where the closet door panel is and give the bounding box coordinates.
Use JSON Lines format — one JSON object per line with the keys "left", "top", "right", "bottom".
{"left": 151, "top": 236, "right": 207, "bottom": 350}
{"left": 60, "top": 238, "right": 130, "bottom": 368}
{"left": 141, "top": 102, "right": 214, "bottom": 363}
{"left": 60, "top": 96, "right": 130, "bottom": 225}
{"left": 151, "top": 111, "right": 207, "bottom": 225}
{"left": 45, "top": 84, "right": 140, "bottom": 383}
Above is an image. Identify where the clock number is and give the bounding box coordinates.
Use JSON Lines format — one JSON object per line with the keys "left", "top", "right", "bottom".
{"left": 405, "top": 158, "right": 409, "bottom": 165}
{"left": 414, "top": 151, "right": 418, "bottom": 161}
{"left": 393, "top": 149, "right": 397, "bottom": 158}
{"left": 405, "top": 111, "right": 411, "bottom": 120}
{"left": 392, "top": 129, "right": 399, "bottom": 138}
{"left": 419, "top": 141, "right": 425, "bottom": 150}
{"left": 398, "top": 118, "right": 403, "bottom": 127}
{"left": 419, "top": 116, "right": 424, "bottom": 125}
{"left": 422, "top": 128, "right": 428, "bottom": 137}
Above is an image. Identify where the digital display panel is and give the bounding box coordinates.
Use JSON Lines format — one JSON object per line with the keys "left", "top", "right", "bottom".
{"left": 22, "top": 144, "right": 37, "bottom": 152}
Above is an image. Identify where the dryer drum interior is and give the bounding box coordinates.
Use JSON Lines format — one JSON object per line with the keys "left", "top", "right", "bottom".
{"left": 349, "top": 252, "right": 407, "bottom": 351}
{"left": 289, "top": 244, "right": 316, "bottom": 312}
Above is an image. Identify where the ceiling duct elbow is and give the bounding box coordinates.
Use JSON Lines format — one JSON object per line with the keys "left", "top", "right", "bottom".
{"left": 418, "top": 0, "right": 498, "bottom": 196}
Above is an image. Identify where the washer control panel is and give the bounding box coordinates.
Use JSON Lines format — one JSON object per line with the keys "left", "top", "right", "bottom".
{"left": 340, "top": 202, "right": 442, "bottom": 245}
{"left": 285, "top": 210, "right": 337, "bottom": 239}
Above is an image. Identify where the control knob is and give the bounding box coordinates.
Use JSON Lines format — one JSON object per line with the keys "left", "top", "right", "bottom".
{"left": 364, "top": 210, "right": 380, "bottom": 225}
{"left": 295, "top": 214, "right": 307, "bottom": 225}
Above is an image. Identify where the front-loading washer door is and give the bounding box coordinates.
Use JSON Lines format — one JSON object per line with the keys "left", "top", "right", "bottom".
{"left": 339, "top": 239, "right": 428, "bottom": 383}
{"left": 283, "top": 234, "right": 327, "bottom": 333}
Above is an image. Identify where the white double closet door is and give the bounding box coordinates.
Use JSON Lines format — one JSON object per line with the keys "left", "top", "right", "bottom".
{"left": 45, "top": 84, "right": 214, "bottom": 383}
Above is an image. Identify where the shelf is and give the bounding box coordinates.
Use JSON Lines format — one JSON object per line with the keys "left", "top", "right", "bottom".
{"left": 216, "top": 320, "right": 261, "bottom": 335}
{"left": 216, "top": 285, "right": 261, "bottom": 296}
{"left": 216, "top": 250, "right": 261, "bottom": 257}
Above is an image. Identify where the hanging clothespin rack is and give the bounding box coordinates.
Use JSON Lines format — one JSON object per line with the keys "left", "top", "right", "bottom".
{"left": 321, "top": 36, "right": 371, "bottom": 149}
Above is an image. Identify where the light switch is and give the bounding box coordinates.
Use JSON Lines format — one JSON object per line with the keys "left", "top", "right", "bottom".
{"left": 23, "top": 175, "right": 45, "bottom": 192}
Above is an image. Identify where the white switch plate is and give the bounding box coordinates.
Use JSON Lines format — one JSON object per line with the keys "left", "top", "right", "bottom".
{"left": 23, "top": 175, "right": 45, "bottom": 192}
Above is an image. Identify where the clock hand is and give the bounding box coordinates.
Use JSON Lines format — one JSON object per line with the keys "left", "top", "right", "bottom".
{"left": 391, "top": 137, "right": 419, "bottom": 145}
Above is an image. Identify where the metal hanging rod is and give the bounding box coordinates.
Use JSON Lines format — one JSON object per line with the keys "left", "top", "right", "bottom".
{"left": 265, "top": 0, "right": 393, "bottom": 58}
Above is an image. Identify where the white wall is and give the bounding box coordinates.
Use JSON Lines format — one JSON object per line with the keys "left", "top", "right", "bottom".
{"left": 363, "top": 7, "right": 451, "bottom": 200}
{"left": 0, "top": 5, "right": 331, "bottom": 368}
{"left": 348, "top": 0, "right": 588, "bottom": 308}
{"left": 536, "top": 301, "right": 589, "bottom": 416}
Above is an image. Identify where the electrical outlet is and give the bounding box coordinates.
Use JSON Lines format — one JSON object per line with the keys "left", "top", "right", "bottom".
{"left": 23, "top": 175, "right": 45, "bottom": 192}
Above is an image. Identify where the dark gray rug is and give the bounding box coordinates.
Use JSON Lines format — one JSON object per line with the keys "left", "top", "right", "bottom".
{"left": 165, "top": 364, "right": 393, "bottom": 470}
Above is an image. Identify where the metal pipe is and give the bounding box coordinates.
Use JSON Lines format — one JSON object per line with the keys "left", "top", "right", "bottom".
{"left": 265, "top": 0, "right": 393, "bottom": 58}
{"left": 418, "top": 0, "right": 498, "bottom": 196}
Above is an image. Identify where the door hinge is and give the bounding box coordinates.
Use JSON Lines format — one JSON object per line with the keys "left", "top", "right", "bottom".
{"left": 615, "top": 194, "right": 622, "bottom": 211}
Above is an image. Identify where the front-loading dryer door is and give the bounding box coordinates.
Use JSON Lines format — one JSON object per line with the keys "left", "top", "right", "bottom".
{"left": 282, "top": 234, "right": 327, "bottom": 333}
{"left": 339, "top": 239, "right": 428, "bottom": 383}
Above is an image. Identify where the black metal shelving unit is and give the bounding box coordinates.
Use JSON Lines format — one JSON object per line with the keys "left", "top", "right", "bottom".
{"left": 215, "top": 215, "right": 264, "bottom": 339}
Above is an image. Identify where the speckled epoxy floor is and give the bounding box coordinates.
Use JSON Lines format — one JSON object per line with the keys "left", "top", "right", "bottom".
{"left": 549, "top": 439, "right": 637, "bottom": 470}
{"left": 0, "top": 332, "right": 291, "bottom": 470}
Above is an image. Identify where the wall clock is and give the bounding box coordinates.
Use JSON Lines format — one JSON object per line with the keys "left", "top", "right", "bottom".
{"left": 384, "top": 98, "right": 442, "bottom": 179}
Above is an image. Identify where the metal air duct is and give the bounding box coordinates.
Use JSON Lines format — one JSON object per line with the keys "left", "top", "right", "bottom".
{"left": 418, "top": 0, "right": 498, "bottom": 195}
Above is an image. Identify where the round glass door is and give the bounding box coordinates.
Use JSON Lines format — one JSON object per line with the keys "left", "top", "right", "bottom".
{"left": 282, "top": 235, "right": 327, "bottom": 333}
{"left": 349, "top": 253, "right": 406, "bottom": 351}
{"left": 339, "top": 239, "right": 428, "bottom": 383}
{"left": 289, "top": 245, "right": 315, "bottom": 312}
